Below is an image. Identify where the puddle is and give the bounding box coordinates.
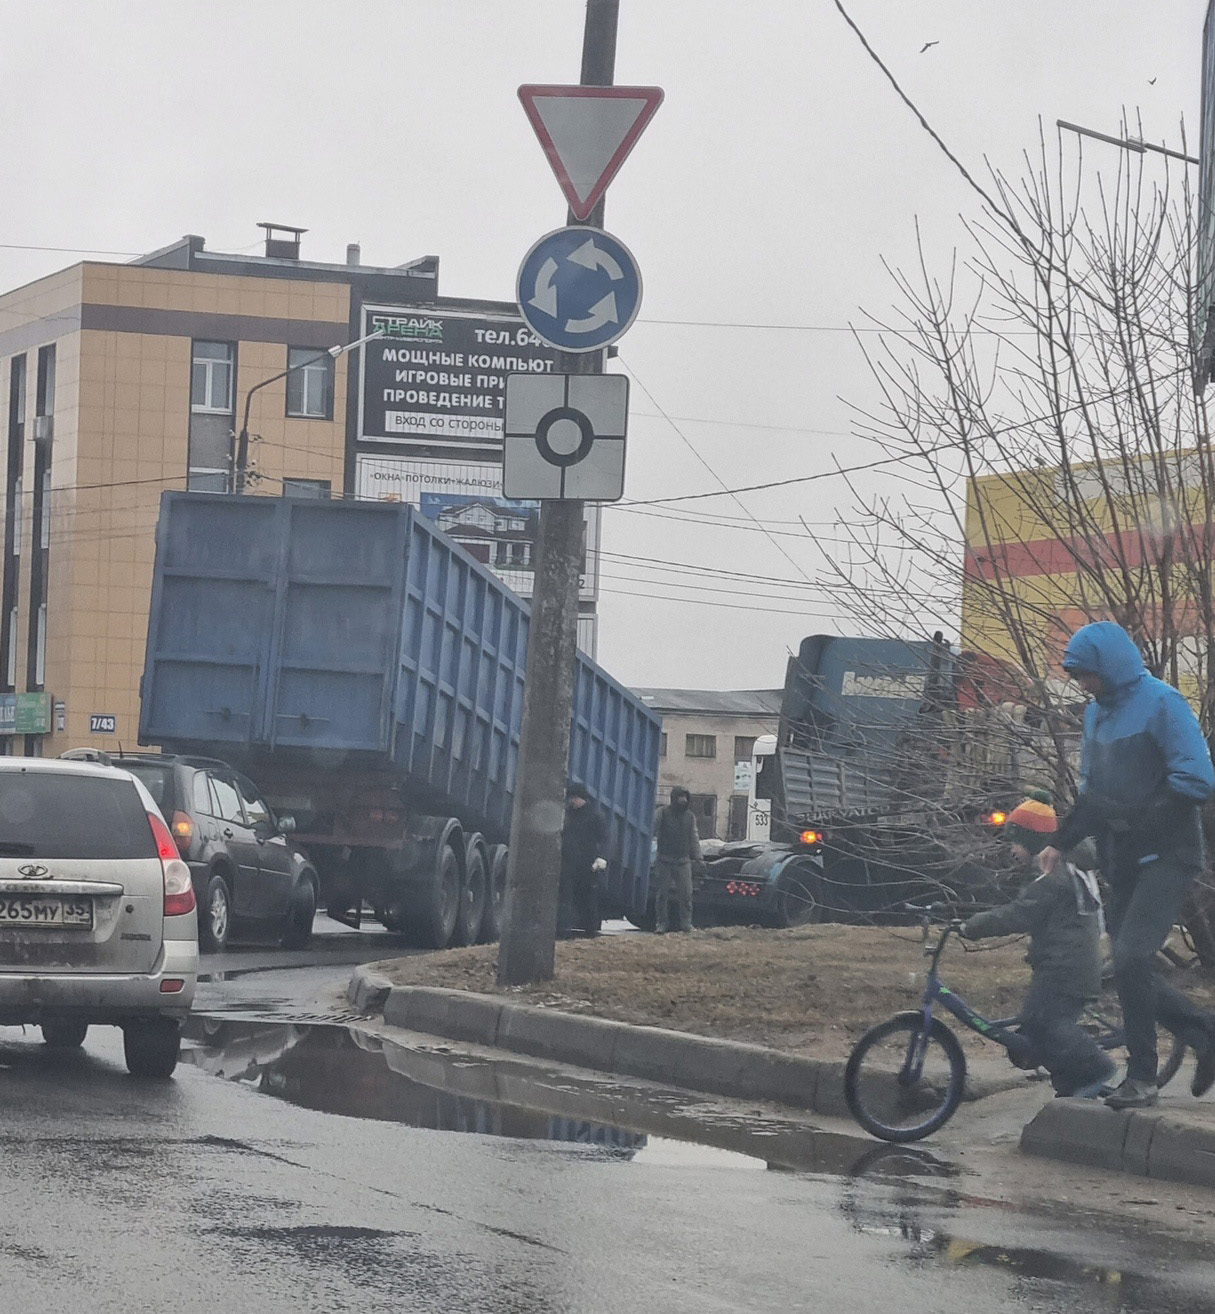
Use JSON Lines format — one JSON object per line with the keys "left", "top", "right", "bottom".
{"left": 180, "top": 1017, "right": 1215, "bottom": 1308}
{"left": 182, "top": 1016, "right": 933, "bottom": 1175}
{"left": 839, "top": 1171, "right": 1215, "bottom": 1312}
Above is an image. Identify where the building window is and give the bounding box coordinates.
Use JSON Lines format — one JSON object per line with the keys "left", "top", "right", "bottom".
{"left": 659, "top": 732, "right": 668, "bottom": 758}
{"left": 34, "top": 603, "right": 45, "bottom": 687}
{"left": 36, "top": 344, "right": 55, "bottom": 418}
{"left": 727, "top": 793, "right": 749, "bottom": 841}
{"left": 191, "top": 341, "right": 234, "bottom": 414}
{"left": 690, "top": 792, "right": 718, "bottom": 837}
{"left": 734, "top": 736, "right": 757, "bottom": 763}
{"left": 285, "top": 347, "right": 334, "bottom": 419}
{"left": 40, "top": 469, "right": 50, "bottom": 550}
{"left": 685, "top": 733, "right": 716, "bottom": 759}
{"left": 282, "top": 479, "right": 331, "bottom": 500}
{"left": 5, "top": 607, "right": 16, "bottom": 688}
{"left": 189, "top": 343, "right": 235, "bottom": 491}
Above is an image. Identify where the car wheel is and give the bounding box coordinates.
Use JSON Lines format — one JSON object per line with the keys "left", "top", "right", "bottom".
{"left": 123, "top": 1021, "right": 181, "bottom": 1079}
{"left": 281, "top": 875, "right": 318, "bottom": 950}
{"left": 199, "top": 873, "right": 232, "bottom": 953}
{"left": 41, "top": 1020, "right": 88, "bottom": 1049}
{"left": 624, "top": 900, "right": 657, "bottom": 932}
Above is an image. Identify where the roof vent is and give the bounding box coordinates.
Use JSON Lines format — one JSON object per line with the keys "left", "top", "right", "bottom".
{"left": 346, "top": 243, "right": 361, "bottom": 267}
{"left": 257, "top": 222, "right": 306, "bottom": 261}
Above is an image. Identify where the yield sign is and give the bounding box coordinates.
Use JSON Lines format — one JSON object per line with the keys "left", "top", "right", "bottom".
{"left": 518, "top": 84, "right": 663, "bottom": 221}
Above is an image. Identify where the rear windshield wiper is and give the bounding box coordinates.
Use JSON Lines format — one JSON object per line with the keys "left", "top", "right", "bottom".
{"left": 0, "top": 843, "right": 36, "bottom": 856}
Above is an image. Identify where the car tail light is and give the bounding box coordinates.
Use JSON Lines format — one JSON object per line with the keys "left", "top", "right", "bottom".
{"left": 159, "top": 979, "right": 186, "bottom": 994}
{"left": 170, "top": 811, "right": 194, "bottom": 857}
{"left": 148, "top": 812, "right": 197, "bottom": 918}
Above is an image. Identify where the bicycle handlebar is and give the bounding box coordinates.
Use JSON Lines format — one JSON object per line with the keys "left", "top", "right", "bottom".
{"left": 902, "top": 902, "right": 964, "bottom": 926}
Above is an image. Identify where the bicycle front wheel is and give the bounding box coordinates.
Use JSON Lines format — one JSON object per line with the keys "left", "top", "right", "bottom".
{"left": 845, "top": 1012, "right": 968, "bottom": 1143}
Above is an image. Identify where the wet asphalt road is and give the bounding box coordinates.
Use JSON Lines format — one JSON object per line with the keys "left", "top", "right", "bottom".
{"left": 4, "top": 925, "right": 1215, "bottom": 1312}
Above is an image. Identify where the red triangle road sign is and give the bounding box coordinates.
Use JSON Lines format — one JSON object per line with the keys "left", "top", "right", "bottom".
{"left": 518, "top": 84, "right": 664, "bottom": 221}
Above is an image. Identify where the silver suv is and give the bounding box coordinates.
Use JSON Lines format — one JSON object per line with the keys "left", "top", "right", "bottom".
{"left": 0, "top": 758, "right": 199, "bottom": 1077}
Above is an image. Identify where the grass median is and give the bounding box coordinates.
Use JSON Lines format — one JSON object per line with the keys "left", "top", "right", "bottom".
{"left": 369, "top": 923, "right": 1110, "bottom": 1060}
{"left": 372, "top": 924, "right": 1215, "bottom": 1060}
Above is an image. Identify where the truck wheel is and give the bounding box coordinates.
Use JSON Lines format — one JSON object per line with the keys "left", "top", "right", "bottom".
{"left": 404, "top": 841, "right": 462, "bottom": 949}
{"left": 451, "top": 840, "right": 488, "bottom": 947}
{"left": 773, "top": 865, "right": 823, "bottom": 928}
{"left": 478, "top": 845, "right": 509, "bottom": 943}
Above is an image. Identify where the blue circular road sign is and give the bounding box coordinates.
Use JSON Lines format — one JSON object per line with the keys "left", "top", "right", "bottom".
{"left": 516, "top": 225, "right": 642, "bottom": 354}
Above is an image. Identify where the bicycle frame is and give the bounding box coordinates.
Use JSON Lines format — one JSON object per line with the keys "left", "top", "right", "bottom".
{"left": 901, "top": 921, "right": 1021, "bottom": 1085}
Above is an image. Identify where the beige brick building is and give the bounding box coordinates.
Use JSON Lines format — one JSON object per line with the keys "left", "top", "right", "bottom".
{"left": 633, "top": 689, "right": 782, "bottom": 839}
{"left": 0, "top": 229, "right": 577, "bottom": 757}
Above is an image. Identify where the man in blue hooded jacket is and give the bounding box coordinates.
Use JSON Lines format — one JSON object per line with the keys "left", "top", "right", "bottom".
{"left": 1039, "top": 621, "right": 1215, "bottom": 1109}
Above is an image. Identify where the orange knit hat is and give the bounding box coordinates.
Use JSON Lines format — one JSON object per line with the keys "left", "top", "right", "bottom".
{"left": 1003, "top": 789, "right": 1057, "bottom": 854}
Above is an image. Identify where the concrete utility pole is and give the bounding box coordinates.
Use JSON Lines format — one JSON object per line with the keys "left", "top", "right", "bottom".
{"left": 497, "top": 0, "right": 618, "bottom": 986}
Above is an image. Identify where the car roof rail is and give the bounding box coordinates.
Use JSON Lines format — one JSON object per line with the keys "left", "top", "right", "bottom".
{"left": 59, "top": 747, "right": 113, "bottom": 767}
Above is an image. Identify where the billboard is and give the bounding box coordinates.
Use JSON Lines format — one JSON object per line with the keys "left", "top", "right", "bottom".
{"left": 355, "top": 454, "right": 600, "bottom": 605}
{"left": 358, "top": 305, "right": 558, "bottom": 446}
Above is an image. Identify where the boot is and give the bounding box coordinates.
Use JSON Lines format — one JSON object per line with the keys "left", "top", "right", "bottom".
{"left": 1104, "top": 1077, "right": 1158, "bottom": 1109}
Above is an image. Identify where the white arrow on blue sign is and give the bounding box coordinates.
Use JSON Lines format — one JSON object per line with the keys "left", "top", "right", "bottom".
{"left": 516, "top": 226, "right": 642, "bottom": 354}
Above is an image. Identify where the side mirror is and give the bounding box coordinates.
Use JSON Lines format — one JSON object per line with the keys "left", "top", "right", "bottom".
{"left": 278, "top": 815, "right": 297, "bottom": 835}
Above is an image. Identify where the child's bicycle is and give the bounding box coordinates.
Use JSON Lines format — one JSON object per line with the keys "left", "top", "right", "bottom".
{"left": 844, "top": 903, "right": 1187, "bottom": 1143}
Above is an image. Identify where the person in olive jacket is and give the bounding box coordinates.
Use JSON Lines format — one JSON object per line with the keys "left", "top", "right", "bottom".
{"left": 652, "top": 787, "right": 703, "bottom": 933}
{"left": 961, "top": 791, "right": 1116, "bottom": 1098}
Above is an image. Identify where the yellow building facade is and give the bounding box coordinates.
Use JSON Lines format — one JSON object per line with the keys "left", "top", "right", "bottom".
{"left": 0, "top": 231, "right": 446, "bottom": 755}
{"left": 960, "top": 459, "right": 1209, "bottom": 702}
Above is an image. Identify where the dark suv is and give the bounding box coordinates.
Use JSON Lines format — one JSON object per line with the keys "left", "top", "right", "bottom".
{"left": 62, "top": 751, "right": 318, "bottom": 953}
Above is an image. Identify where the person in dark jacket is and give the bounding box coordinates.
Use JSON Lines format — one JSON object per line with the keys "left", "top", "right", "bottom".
{"left": 560, "top": 783, "right": 608, "bottom": 937}
{"left": 961, "top": 792, "right": 1116, "bottom": 1097}
{"left": 652, "top": 787, "right": 703, "bottom": 933}
{"left": 1039, "top": 621, "right": 1215, "bottom": 1109}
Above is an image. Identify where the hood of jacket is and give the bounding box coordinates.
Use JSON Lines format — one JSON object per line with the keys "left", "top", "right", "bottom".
{"left": 1062, "top": 622, "right": 1146, "bottom": 699}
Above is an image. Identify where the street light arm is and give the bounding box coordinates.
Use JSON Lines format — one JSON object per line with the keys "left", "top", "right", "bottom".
{"left": 230, "top": 329, "right": 385, "bottom": 494}
{"left": 1057, "top": 118, "right": 1198, "bottom": 166}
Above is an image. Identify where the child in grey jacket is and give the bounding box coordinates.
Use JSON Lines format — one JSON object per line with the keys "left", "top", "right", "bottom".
{"left": 961, "top": 791, "right": 1116, "bottom": 1098}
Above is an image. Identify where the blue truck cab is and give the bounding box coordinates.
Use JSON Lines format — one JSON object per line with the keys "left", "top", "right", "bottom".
{"left": 687, "top": 634, "right": 952, "bottom": 928}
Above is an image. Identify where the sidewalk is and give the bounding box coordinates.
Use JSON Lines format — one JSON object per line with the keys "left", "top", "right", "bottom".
{"left": 1022, "top": 1088, "right": 1215, "bottom": 1189}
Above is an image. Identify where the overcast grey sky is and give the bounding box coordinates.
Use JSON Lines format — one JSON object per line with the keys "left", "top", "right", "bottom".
{"left": 0, "top": 1, "right": 1205, "bottom": 689}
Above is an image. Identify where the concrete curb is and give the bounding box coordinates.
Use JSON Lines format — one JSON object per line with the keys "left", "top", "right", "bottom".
{"left": 1021, "top": 1098, "right": 1215, "bottom": 1189}
{"left": 347, "top": 966, "right": 1017, "bottom": 1118}
{"left": 345, "top": 968, "right": 393, "bottom": 1016}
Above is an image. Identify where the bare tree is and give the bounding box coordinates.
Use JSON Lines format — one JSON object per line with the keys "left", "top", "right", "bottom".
{"left": 813, "top": 123, "right": 1215, "bottom": 963}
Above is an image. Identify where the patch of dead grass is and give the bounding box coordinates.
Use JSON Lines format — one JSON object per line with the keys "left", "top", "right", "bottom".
{"left": 370, "top": 925, "right": 1052, "bottom": 1059}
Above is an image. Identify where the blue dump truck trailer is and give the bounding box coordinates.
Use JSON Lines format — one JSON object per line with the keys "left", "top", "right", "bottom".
{"left": 694, "top": 633, "right": 969, "bottom": 927}
{"left": 138, "top": 493, "right": 661, "bottom": 948}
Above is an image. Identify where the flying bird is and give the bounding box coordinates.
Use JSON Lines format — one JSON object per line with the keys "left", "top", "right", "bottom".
{"left": 920, "top": 40, "right": 939, "bottom": 53}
